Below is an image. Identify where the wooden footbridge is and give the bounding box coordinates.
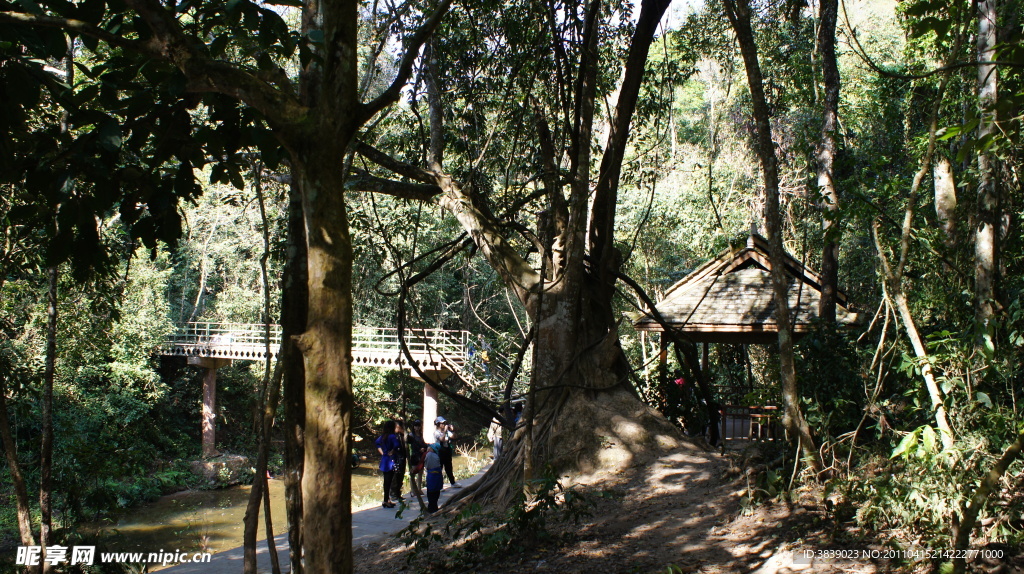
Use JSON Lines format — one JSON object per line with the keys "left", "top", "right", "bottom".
{"left": 161, "top": 322, "right": 470, "bottom": 372}
{"left": 160, "top": 322, "right": 523, "bottom": 457}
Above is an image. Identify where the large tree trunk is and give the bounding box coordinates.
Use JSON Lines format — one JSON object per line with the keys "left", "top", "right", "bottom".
{"left": 281, "top": 176, "right": 308, "bottom": 574}
{"left": 722, "top": 0, "right": 822, "bottom": 472}
{"left": 467, "top": 281, "right": 682, "bottom": 505}
{"left": 974, "top": 0, "right": 999, "bottom": 351}
{"left": 294, "top": 155, "right": 356, "bottom": 573}
{"left": 815, "top": 0, "right": 841, "bottom": 323}
{"left": 430, "top": 0, "right": 682, "bottom": 504}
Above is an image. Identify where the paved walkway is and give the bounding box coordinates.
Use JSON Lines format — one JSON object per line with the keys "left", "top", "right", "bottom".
{"left": 163, "top": 468, "right": 487, "bottom": 574}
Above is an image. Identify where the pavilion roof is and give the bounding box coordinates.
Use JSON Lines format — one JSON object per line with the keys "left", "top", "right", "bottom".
{"left": 631, "top": 234, "right": 859, "bottom": 344}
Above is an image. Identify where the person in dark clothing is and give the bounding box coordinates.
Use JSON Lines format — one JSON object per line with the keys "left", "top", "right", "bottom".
{"left": 406, "top": 420, "right": 427, "bottom": 495}
{"left": 390, "top": 420, "right": 407, "bottom": 501}
{"left": 433, "top": 416, "right": 459, "bottom": 487}
{"left": 375, "top": 420, "right": 401, "bottom": 508}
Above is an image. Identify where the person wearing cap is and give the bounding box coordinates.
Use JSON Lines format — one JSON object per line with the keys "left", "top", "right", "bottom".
{"left": 433, "top": 416, "right": 459, "bottom": 487}
{"left": 424, "top": 442, "right": 444, "bottom": 511}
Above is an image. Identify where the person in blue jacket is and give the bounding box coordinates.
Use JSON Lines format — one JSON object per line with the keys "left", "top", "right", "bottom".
{"left": 375, "top": 420, "right": 401, "bottom": 508}
{"left": 424, "top": 442, "right": 444, "bottom": 512}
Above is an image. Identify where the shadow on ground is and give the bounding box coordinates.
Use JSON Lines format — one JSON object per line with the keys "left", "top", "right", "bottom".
{"left": 353, "top": 445, "right": 890, "bottom": 574}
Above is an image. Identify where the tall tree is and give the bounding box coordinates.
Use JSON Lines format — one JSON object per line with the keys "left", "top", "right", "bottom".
{"left": 721, "top": 0, "right": 822, "bottom": 471}
{"left": 351, "top": 0, "right": 681, "bottom": 496}
{"left": 816, "top": 0, "right": 841, "bottom": 323}
{"left": 974, "top": 0, "right": 999, "bottom": 351}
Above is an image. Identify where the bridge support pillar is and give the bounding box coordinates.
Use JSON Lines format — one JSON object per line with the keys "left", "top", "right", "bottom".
{"left": 424, "top": 382, "right": 438, "bottom": 433}
{"left": 416, "top": 370, "right": 451, "bottom": 433}
{"left": 188, "top": 357, "right": 232, "bottom": 458}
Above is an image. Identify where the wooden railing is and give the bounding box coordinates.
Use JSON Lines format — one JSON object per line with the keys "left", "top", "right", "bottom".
{"left": 160, "top": 322, "right": 468, "bottom": 368}
{"left": 160, "top": 322, "right": 531, "bottom": 402}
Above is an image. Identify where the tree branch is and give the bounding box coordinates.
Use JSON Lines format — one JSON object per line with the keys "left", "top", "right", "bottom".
{"left": 122, "top": 0, "right": 308, "bottom": 129}
{"left": 352, "top": 140, "right": 439, "bottom": 183}
{"left": 351, "top": 143, "right": 541, "bottom": 306}
{"left": 345, "top": 170, "right": 442, "bottom": 200}
{"left": 952, "top": 429, "right": 1024, "bottom": 574}
{"left": 840, "top": 0, "right": 1017, "bottom": 81}
{"left": 358, "top": 0, "right": 453, "bottom": 124}
{"left": 2, "top": 3, "right": 309, "bottom": 131}
{"left": 590, "top": 0, "right": 671, "bottom": 264}
{"left": 436, "top": 176, "right": 542, "bottom": 304}
{"left": 0, "top": 11, "right": 147, "bottom": 54}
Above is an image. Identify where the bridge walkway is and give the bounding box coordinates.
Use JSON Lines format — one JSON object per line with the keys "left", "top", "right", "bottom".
{"left": 160, "top": 322, "right": 527, "bottom": 456}
{"left": 161, "top": 322, "right": 470, "bottom": 375}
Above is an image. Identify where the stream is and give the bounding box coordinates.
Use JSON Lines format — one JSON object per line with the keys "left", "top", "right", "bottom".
{"left": 85, "top": 455, "right": 482, "bottom": 562}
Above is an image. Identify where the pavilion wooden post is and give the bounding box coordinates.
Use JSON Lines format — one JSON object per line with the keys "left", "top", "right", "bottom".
{"left": 659, "top": 335, "right": 668, "bottom": 387}
{"left": 188, "top": 356, "right": 232, "bottom": 458}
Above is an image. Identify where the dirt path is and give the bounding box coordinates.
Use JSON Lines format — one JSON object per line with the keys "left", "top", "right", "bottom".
{"left": 353, "top": 443, "right": 885, "bottom": 573}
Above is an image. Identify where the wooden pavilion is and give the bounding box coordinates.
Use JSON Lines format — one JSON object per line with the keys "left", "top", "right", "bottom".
{"left": 631, "top": 233, "right": 860, "bottom": 442}
{"left": 632, "top": 233, "right": 859, "bottom": 343}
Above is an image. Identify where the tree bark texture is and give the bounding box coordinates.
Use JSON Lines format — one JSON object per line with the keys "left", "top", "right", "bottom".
{"left": 974, "top": 0, "right": 999, "bottom": 348}
{"left": 934, "top": 156, "right": 957, "bottom": 247}
{"left": 281, "top": 178, "right": 308, "bottom": 574}
{"left": 815, "top": 0, "right": 841, "bottom": 324}
{"left": 722, "top": 0, "right": 822, "bottom": 472}
{"left": 294, "top": 155, "right": 355, "bottom": 574}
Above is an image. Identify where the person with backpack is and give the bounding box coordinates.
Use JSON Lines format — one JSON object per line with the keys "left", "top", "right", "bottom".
{"left": 424, "top": 442, "right": 444, "bottom": 512}
{"left": 375, "top": 420, "right": 402, "bottom": 508}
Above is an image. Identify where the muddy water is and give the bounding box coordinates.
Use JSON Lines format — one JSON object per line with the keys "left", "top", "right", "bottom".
{"left": 86, "top": 456, "right": 480, "bottom": 560}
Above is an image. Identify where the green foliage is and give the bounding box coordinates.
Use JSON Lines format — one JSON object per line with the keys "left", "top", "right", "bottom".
{"left": 832, "top": 325, "right": 1024, "bottom": 550}
{"left": 795, "top": 325, "right": 865, "bottom": 440}
{"left": 0, "top": 247, "right": 205, "bottom": 529}
{"left": 739, "top": 466, "right": 787, "bottom": 513}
